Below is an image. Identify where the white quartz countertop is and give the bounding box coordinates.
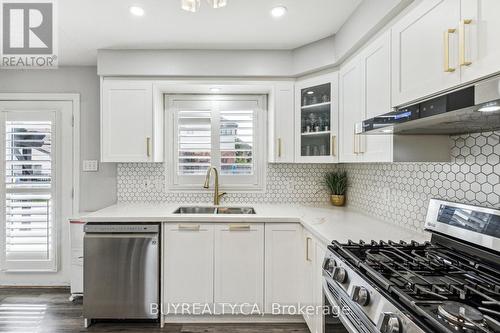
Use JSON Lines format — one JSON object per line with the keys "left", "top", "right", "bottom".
{"left": 81, "top": 203, "right": 429, "bottom": 245}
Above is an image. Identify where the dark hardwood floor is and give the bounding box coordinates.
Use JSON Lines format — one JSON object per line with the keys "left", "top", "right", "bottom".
{"left": 0, "top": 288, "right": 311, "bottom": 333}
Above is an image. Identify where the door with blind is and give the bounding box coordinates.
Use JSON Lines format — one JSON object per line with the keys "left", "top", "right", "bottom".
{"left": 0, "top": 101, "right": 73, "bottom": 272}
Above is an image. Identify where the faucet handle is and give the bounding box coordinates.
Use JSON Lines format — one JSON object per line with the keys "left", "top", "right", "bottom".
{"left": 218, "top": 192, "right": 227, "bottom": 200}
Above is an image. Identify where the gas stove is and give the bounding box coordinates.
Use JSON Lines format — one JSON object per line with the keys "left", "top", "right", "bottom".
{"left": 322, "top": 199, "right": 500, "bottom": 333}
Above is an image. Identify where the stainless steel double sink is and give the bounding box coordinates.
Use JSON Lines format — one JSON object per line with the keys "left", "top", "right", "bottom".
{"left": 173, "top": 206, "right": 256, "bottom": 214}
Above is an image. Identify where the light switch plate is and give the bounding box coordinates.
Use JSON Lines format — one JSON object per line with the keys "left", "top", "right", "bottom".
{"left": 83, "top": 160, "right": 99, "bottom": 172}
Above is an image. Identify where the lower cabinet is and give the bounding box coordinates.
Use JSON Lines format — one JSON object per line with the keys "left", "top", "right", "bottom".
{"left": 163, "top": 223, "right": 214, "bottom": 307}
{"left": 162, "top": 222, "right": 303, "bottom": 318}
{"left": 214, "top": 223, "right": 264, "bottom": 314}
{"left": 301, "top": 229, "right": 328, "bottom": 333}
{"left": 264, "top": 223, "right": 302, "bottom": 313}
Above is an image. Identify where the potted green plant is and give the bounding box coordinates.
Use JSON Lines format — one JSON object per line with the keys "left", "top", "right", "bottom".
{"left": 324, "top": 171, "right": 348, "bottom": 206}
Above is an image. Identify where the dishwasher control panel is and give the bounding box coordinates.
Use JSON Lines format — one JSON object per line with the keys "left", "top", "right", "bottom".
{"left": 84, "top": 224, "right": 159, "bottom": 233}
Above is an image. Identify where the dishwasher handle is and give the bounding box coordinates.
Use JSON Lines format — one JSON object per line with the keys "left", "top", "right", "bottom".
{"left": 84, "top": 233, "right": 158, "bottom": 240}
{"left": 84, "top": 224, "right": 159, "bottom": 234}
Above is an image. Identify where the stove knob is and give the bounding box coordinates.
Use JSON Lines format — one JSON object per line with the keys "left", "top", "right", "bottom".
{"left": 351, "top": 286, "right": 370, "bottom": 306}
{"left": 324, "top": 258, "right": 336, "bottom": 273}
{"left": 332, "top": 267, "right": 347, "bottom": 283}
{"left": 380, "top": 313, "right": 401, "bottom": 333}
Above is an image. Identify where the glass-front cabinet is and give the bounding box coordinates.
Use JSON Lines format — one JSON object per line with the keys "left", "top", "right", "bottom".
{"left": 295, "top": 73, "right": 339, "bottom": 163}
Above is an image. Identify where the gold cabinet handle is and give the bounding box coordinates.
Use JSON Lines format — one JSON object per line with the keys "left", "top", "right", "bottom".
{"left": 178, "top": 224, "right": 201, "bottom": 231}
{"left": 331, "top": 135, "right": 336, "bottom": 156}
{"left": 278, "top": 138, "right": 282, "bottom": 158}
{"left": 459, "top": 19, "right": 472, "bottom": 66}
{"left": 229, "top": 224, "right": 251, "bottom": 231}
{"left": 146, "top": 137, "right": 151, "bottom": 158}
{"left": 444, "top": 28, "right": 456, "bottom": 72}
{"left": 305, "top": 237, "right": 312, "bottom": 262}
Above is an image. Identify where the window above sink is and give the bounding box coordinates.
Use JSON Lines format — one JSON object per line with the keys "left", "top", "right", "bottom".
{"left": 165, "top": 95, "right": 266, "bottom": 192}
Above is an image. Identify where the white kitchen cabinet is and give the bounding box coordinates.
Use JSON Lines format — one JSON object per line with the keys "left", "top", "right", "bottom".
{"left": 460, "top": 0, "right": 500, "bottom": 82}
{"left": 101, "top": 79, "right": 159, "bottom": 162}
{"left": 163, "top": 223, "right": 214, "bottom": 307}
{"left": 313, "top": 240, "right": 327, "bottom": 333}
{"left": 69, "top": 219, "right": 85, "bottom": 298}
{"left": 339, "top": 58, "right": 363, "bottom": 163}
{"left": 300, "top": 229, "right": 328, "bottom": 333}
{"left": 295, "top": 73, "right": 339, "bottom": 163}
{"left": 301, "top": 230, "right": 315, "bottom": 331}
{"left": 269, "top": 82, "right": 295, "bottom": 163}
{"left": 391, "top": 0, "right": 461, "bottom": 106}
{"left": 264, "top": 223, "right": 301, "bottom": 313}
{"left": 359, "top": 31, "right": 393, "bottom": 163}
{"left": 214, "top": 223, "right": 264, "bottom": 314}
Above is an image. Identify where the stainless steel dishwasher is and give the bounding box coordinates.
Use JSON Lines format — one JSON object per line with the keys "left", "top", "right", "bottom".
{"left": 83, "top": 223, "right": 159, "bottom": 327}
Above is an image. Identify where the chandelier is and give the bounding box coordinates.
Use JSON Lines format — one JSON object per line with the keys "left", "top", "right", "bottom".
{"left": 182, "top": 0, "right": 228, "bottom": 12}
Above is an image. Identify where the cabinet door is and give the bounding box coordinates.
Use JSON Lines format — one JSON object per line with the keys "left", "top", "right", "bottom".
{"left": 163, "top": 224, "right": 214, "bottom": 307}
{"left": 460, "top": 0, "right": 500, "bottom": 82}
{"left": 391, "top": 0, "right": 461, "bottom": 106}
{"left": 214, "top": 223, "right": 264, "bottom": 313}
{"left": 270, "top": 83, "right": 295, "bottom": 163}
{"left": 301, "top": 230, "right": 315, "bottom": 332}
{"left": 295, "top": 73, "right": 339, "bottom": 164}
{"left": 101, "top": 80, "right": 153, "bottom": 162}
{"left": 313, "top": 240, "right": 327, "bottom": 333}
{"left": 264, "top": 223, "right": 301, "bottom": 313}
{"left": 339, "top": 59, "right": 363, "bottom": 163}
{"left": 360, "top": 31, "right": 393, "bottom": 163}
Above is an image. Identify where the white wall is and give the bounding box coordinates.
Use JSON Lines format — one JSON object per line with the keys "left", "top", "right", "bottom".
{"left": 0, "top": 66, "right": 116, "bottom": 285}
{"left": 0, "top": 66, "right": 117, "bottom": 214}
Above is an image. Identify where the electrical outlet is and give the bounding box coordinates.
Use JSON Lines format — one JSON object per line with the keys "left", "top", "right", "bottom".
{"left": 83, "top": 160, "right": 99, "bottom": 172}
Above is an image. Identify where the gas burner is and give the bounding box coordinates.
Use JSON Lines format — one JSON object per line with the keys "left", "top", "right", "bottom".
{"left": 438, "top": 301, "right": 485, "bottom": 329}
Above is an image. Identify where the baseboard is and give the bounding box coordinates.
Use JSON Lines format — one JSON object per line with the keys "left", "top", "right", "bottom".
{"left": 163, "top": 314, "right": 304, "bottom": 324}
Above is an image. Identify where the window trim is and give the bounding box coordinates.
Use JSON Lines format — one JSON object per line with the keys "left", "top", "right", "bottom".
{"left": 165, "top": 94, "right": 267, "bottom": 192}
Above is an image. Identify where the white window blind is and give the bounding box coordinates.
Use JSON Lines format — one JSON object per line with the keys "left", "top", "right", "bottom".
{"left": 220, "top": 110, "right": 254, "bottom": 176}
{"left": 167, "top": 96, "right": 266, "bottom": 191}
{"left": 2, "top": 116, "right": 55, "bottom": 270}
{"left": 177, "top": 111, "right": 212, "bottom": 176}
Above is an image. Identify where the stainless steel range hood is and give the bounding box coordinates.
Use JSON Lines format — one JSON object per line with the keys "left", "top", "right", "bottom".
{"left": 362, "top": 75, "right": 500, "bottom": 135}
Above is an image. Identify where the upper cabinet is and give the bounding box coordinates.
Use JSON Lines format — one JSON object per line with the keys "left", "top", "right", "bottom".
{"left": 392, "top": 0, "right": 461, "bottom": 106}
{"left": 101, "top": 79, "right": 162, "bottom": 162}
{"left": 339, "top": 31, "right": 393, "bottom": 163}
{"left": 294, "top": 73, "right": 339, "bottom": 163}
{"left": 339, "top": 58, "right": 363, "bottom": 163}
{"left": 392, "top": 0, "right": 500, "bottom": 107}
{"left": 460, "top": 0, "right": 500, "bottom": 82}
{"left": 268, "top": 82, "right": 295, "bottom": 163}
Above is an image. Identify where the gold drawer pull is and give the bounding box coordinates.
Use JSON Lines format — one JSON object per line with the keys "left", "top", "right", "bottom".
{"left": 306, "top": 237, "right": 312, "bottom": 262}
{"left": 459, "top": 19, "right": 472, "bottom": 66}
{"left": 146, "top": 137, "right": 151, "bottom": 157}
{"left": 178, "top": 224, "right": 200, "bottom": 231}
{"left": 331, "top": 135, "right": 336, "bottom": 156}
{"left": 444, "top": 28, "right": 456, "bottom": 72}
{"left": 229, "top": 224, "right": 251, "bottom": 231}
{"left": 278, "top": 138, "right": 282, "bottom": 158}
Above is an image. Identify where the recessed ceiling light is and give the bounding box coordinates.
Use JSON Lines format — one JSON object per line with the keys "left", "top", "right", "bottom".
{"left": 271, "top": 6, "right": 287, "bottom": 18}
{"left": 210, "top": 87, "right": 221, "bottom": 93}
{"left": 306, "top": 91, "right": 314, "bottom": 95}
{"left": 129, "top": 6, "right": 145, "bottom": 16}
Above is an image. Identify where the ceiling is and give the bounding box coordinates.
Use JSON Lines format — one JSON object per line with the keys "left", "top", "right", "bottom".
{"left": 58, "top": 0, "right": 362, "bottom": 65}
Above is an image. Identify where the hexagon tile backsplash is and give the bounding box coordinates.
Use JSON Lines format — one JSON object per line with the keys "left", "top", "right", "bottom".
{"left": 117, "top": 131, "right": 499, "bottom": 232}
{"left": 117, "top": 163, "right": 336, "bottom": 205}
{"left": 342, "top": 131, "right": 500, "bottom": 232}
